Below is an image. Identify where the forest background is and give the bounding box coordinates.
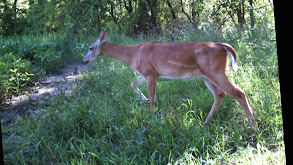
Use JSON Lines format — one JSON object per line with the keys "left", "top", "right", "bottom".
{"left": 1, "top": 0, "right": 284, "bottom": 164}
{"left": 1, "top": 0, "right": 270, "bottom": 36}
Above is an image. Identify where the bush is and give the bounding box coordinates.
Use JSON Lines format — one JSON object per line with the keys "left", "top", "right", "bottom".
{"left": 0, "top": 39, "right": 63, "bottom": 105}
{"left": 0, "top": 52, "right": 34, "bottom": 104}
{"left": 32, "top": 43, "right": 63, "bottom": 74}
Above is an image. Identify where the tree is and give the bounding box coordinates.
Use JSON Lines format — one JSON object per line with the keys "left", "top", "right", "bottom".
{"left": 124, "top": 0, "right": 133, "bottom": 13}
{"left": 165, "top": 0, "right": 176, "bottom": 20}
{"left": 0, "top": 0, "right": 274, "bottom": 36}
{"left": 249, "top": 0, "right": 254, "bottom": 29}
{"left": 0, "top": 0, "right": 16, "bottom": 35}
{"left": 236, "top": 0, "right": 245, "bottom": 28}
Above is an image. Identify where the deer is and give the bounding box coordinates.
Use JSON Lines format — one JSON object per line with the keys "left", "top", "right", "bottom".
{"left": 82, "top": 31, "right": 258, "bottom": 130}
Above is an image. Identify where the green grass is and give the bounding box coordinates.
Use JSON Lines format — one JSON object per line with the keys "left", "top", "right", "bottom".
{"left": 2, "top": 28, "right": 284, "bottom": 164}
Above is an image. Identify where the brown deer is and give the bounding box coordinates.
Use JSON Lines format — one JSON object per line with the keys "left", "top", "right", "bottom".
{"left": 83, "top": 31, "right": 257, "bottom": 130}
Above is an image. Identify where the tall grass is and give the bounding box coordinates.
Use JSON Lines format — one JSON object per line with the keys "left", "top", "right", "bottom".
{"left": 2, "top": 26, "right": 284, "bottom": 164}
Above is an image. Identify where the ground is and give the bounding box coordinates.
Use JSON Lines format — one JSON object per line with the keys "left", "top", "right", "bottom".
{"left": 0, "top": 64, "right": 91, "bottom": 123}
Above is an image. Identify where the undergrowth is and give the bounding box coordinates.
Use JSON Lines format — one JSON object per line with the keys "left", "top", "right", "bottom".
{"left": 2, "top": 26, "right": 284, "bottom": 164}
{"left": 0, "top": 40, "right": 63, "bottom": 105}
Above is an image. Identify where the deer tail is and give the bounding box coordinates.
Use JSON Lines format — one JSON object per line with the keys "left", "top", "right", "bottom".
{"left": 221, "top": 43, "right": 239, "bottom": 72}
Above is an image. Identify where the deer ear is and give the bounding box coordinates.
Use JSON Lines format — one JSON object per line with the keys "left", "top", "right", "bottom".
{"left": 99, "top": 30, "right": 107, "bottom": 43}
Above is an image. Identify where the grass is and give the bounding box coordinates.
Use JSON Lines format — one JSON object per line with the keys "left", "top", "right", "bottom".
{"left": 2, "top": 27, "right": 284, "bottom": 164}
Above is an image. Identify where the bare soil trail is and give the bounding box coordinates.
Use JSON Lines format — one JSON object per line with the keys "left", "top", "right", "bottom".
{"left": 0, "top": 64, "right": 92, "bottom": 123}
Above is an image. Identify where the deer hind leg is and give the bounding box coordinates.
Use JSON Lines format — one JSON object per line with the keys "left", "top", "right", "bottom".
{"left": 206, "top": 74, "right": 258, "bottom": 130}
{"left": 203, "top": 78, "right": 226, "bottom": 125}
{"left": 131, "top": 74, "right": 149, "bottom": 103}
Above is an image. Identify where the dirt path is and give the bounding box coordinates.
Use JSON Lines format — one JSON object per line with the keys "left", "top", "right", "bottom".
{"left": 0, "top": 64, "right": 92, "bottom": 123}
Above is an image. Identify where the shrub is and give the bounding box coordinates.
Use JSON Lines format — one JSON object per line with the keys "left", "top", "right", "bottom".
{"left": 32, "top": 43, "right": 63, "bottom": 74}
{"left": 0, "top": 52, "right": 35, "bottom": 104}
{"left": 0, "top": 39, "right": 63, "bottom": 105}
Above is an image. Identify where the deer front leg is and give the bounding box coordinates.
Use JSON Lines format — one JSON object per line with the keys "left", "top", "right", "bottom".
{"left": 146, "top": 76, "right": 157, "bottom": 117}
{"left": 131, "top": 74, "right": 149, "bottom": 103}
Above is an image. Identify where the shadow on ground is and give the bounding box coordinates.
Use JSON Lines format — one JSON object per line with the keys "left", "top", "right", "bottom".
{"left": 0, "top": 64, "right": 92, "bottom": 123}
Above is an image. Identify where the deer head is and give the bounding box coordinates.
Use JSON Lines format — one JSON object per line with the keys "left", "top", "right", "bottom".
{"left": 82, "top": 31, "right": 107, "bottom": 64}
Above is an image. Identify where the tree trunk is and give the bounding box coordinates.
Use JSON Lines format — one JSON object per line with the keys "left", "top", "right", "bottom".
{"left": 165, "top": 0, "right": 176, "bottom": 20}
{"left": 249, "top": 0, "right": 254, "bottom": 29}
{"left": 181, "top": 0, "right": 196, "bottom": 27}
{"left": 190, "top": 0, "right": 203, "bottom": 28}
{"left": 13, "top": 0, "right": 18, "bottom": 20}
{"left": 124, "top": 0, "right": 133, "bottom": 13}
{"left": 147, "top": 0, "right": 158, "bottom": 27}
{"left": 109, "top": 2, "right": 117, "bottom": 24}
{"left": 236, "top": 0, "right": 245, "bottom": 28}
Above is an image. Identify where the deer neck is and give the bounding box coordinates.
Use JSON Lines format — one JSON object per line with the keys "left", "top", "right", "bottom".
{"left": 101, "top": 42, "right": 136, "bottom": 65}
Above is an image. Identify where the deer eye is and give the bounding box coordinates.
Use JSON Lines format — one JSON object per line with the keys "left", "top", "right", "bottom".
{"left": 89, "top": 47, "right": 93, "bottom": 51}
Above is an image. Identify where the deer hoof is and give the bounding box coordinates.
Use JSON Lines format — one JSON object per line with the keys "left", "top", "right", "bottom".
{"left": 143, "top": 99, "right": 150, "bottom": 104}
{"left": 142, "top": 99, "right": 157, "bottom": 104}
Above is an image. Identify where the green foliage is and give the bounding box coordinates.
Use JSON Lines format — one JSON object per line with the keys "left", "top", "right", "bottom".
{"left": 31, "top": 44, "right": 63, "bottom": 74}
{"left": 0, "top": 52, "right": 34, "bottom": 104}
{"left": 1, "top": 0, "right": 274, "bottom": 37}
{"left": 0, "top": 0, "right": 29, "bottom": 36}
{"left": 0, "top": 39, "right": 63, "bottom": 104}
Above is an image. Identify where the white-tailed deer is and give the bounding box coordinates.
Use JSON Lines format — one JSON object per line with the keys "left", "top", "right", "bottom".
{"left": 83, "top": 31, "right": 257, "bottom": 130}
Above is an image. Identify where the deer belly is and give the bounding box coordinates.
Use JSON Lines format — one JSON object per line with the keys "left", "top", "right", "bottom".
{"left": 158, "top": 67, "right": 200, "bottom": 80}
{"left": 160, "top": 74, "right": 193, "bottom": 80}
